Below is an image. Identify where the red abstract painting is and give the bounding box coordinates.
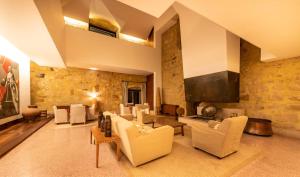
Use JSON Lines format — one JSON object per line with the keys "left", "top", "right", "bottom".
{"left": 0, "top": 55, "right": 19, "bottom": 118}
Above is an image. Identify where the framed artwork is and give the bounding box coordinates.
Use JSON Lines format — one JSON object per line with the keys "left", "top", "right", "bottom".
{"left": 0, "top": 55, "right": 19, "bottom": 118}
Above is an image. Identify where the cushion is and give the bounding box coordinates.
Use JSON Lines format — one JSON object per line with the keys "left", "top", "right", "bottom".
{"left": 208, "top": 120, "right": 221, "bottom": 129}
{"left": 127, "top": 125, "right": 141, "bottom": 139}
{"left": 218, "top": 119, "right": 231, "bottom": 133}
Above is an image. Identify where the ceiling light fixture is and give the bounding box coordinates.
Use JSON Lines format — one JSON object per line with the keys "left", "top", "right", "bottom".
{"left": 119, "top": 33, "right": 147, "bottom": 44}
{"left": 64, "top": 16, "right": 88, "bottom": 30}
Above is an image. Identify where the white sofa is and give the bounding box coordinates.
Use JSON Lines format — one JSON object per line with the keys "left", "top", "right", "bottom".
{"left": 191, "top": 116, "right": 248, "bottom": 158}
{"left": 70, "top": 104, "right": 86, "bottom": 124}
{"left": 103, "top": 111, "right": 174, "bottom": 166}
{"left": 53, "top": 106, "right": 68, "bottom": 124}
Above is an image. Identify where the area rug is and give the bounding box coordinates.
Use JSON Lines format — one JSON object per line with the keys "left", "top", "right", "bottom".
{"left": 120, "top": 128, "right": 261, "bottom": 177}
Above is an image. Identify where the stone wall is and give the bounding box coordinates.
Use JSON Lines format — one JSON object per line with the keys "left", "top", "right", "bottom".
{"left": 217, "top": 40, "right": 300, "bottom": 131}
{"left": 161, "top": 28, "right": 300, "bottom": 132}
{"left": 30, "top": 62, "right": 146, "bottom": 112}
{"left": 161, "top": 20, "right": 186, "bottom": 111}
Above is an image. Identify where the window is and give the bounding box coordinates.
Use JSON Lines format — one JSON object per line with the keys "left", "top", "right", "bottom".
{"left": 128, "top": 89, "right": 141, "bottom": 105}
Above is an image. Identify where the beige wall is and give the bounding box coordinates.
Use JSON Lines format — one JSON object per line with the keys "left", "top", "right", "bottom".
{"left": 173, "top": 3, "right": 240, "bottom": 78}
{"left": 218, "top": 40, "right": 300, "bottom": 132}
{"left": 64, "top": 26, "right": 161, "bottom": 110}
{"left": 62, "top": 0, "right": 90, "bottom": 23}
{"left": 34, "top": 0, "right": 65, "bottom": 61}
{"left": 118, "top": 0, "right": 300, "bottom": 59}
{"left": 226, "top": 31, "right": 240, "bottom": 73}
{"left": 30, "top": 62, "right": 146, "bottom": 113}
{"left": 0, "top": 0, "right": 65, "bottom": 68}
{"left": 161, "top": 21, "right": 186, "bottom": 111}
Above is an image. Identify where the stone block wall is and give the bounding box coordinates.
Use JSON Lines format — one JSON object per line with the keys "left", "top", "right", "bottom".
{"left": 161, "top": 20, "right": 186, "bottom": 111}
{"left": 161, "top": 24, "right": 300, "bottom": 131}
{"left": 218, "top": 40, "right": 300, "bottom": 131}
{"left": 30, "top": 62, "right": 146, "bottom": 112}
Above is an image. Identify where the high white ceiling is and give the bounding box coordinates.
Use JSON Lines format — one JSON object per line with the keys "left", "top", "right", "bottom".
{"left": 102, "top": 0, "right": 156, "bottom": 39}
{"left": 0, "top": 0, "right": 65, "bottom": 67}
{"left": 118, "top": 0, "right": 300, "bottom": 59}
{"left": 62, "top": 0, "right": 90, "bottom": 22}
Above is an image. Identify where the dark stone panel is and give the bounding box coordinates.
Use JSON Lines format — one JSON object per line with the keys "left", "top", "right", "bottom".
{"left": 184, "top": 71, "right": 240, "bottom": 115}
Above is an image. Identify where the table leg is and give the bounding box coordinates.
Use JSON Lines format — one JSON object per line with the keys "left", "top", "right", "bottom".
{"left": 116, "top": 142, "right": 121, "bottom": 161}
{"left": 90, "top": 131, "right": 92, "bottom": 144}
{"left": 181, "top": 126, "right": 184, "bottom": 136}
{"left": 96, "top": 144, "right": 99, "bottom": 168}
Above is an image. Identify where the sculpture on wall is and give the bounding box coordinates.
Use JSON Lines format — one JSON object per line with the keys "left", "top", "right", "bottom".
{"left": 0, "top": 55, "right": 19, "bottom": 118}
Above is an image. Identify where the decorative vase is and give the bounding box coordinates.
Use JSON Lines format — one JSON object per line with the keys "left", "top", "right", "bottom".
{"left": 98, "top": 112, "right": 103, "bottom": 128}
{"left": 104, "top": 115, "right": 112, "bottom": 137}
{"left": 101, "top": 115, "right": 105, "bottom": 132}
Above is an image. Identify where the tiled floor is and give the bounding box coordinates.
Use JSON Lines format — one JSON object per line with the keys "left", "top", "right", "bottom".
{"left": 0, "top": 121, "right": 128, "bottom": 177}
{"left": 233, "top": 134, "right": 300, "bottom": 177}
{"left": 0, "top": 120, "right": 300, "bottom": 177}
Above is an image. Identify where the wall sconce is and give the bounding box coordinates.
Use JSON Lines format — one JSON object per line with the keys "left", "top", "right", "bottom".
{"left": 87, "top": 91, "right": 100, "bottom": 100}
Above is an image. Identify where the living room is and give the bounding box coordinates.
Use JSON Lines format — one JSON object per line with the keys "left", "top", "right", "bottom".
{"left": 0, "top": 0, "right": 300, "bottom": 177}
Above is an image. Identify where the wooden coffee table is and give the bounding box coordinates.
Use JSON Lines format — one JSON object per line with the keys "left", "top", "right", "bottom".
{"left": 90, "top": 126, "right": 121, "bottom": 168}
{"left": 154, "top": 117, "right": 186, "bottom": 136}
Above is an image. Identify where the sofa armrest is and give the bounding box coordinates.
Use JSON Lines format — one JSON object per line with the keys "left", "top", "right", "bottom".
{"left": 208, "top": 120, "right": 221, "bottom": 128}
{"left": 130, "top": 126, "right": 174, "bottom": 166}
{"left": 55, "top": 109, "right": 67, "bottom": 116}
{"left": 191, "top": 125, "right": 225, "bottom": 151}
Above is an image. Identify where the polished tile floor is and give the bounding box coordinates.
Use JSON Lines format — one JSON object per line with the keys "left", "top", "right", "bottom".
{"left": 0, "top": 120, "right": 300, "bottom": 177}
{"left": 0, "top": 121, "right": 128, "bottom": 177}
{"left": 233, "top": 133, "right": 300, "bottom": 177}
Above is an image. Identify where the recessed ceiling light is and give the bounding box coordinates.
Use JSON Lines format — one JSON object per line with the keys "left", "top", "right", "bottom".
{"left": 88, "top": 67, "right": 98, "bottom": 71}
{"left": 119, "top": 33, "right": 146, "bottom": 44}
{"left": 64, "top": 16, "right": 88, "bottom": 30}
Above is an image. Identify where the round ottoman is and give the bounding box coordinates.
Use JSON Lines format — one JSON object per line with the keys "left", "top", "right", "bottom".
{"left": 22, "top": 108, "right": 41, "bottom": 122}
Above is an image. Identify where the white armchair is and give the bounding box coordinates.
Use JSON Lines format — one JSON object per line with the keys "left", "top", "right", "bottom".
{"left": 70, "top": 104, "right": 86, "bottom": 125}
{"left": 191, "top": 116, "right": 248, "bottom": 158}
{"left": 117, "top": 117, "right": 174, "bottom": 167}
{"left": 53, "top": 106, "right": 68, "bottom": 124}
{"left": 120, "top": 104, "right": 132, "bottom": 116}
{"left": 136, "top": 110, "right": 155, "bottom": 125}
{"left": 104, "top": 111, "right": 174, "bottom": 167}
{"left": 132, "top": 104, "right": 150, "bottom": 117}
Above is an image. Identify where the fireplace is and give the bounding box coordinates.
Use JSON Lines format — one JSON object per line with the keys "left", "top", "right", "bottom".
{"left": 184, "top": 71, "right": 240, "bottom": 116}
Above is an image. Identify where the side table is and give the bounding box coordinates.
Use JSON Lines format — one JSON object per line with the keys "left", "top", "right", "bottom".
{"left": 90, "top": 126, "right": 121, "bottom": 168}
